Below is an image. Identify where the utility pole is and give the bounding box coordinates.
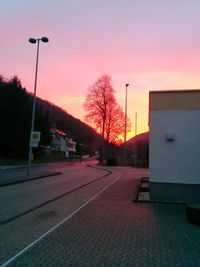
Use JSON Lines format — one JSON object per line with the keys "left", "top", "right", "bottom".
{"left": 123, "top": 83, "right": 129, "bottom": 160}
{"left": 135, "top": 112, "right": 137, "bottom": 136}
{"left": 134, "top": 112, "right": 138, "bottom": 167}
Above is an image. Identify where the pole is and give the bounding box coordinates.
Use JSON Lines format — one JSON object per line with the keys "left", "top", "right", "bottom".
{"left": 124, "top": 86, "right": 127, "bottom": 145}
{"left": 123, "top": 83, "right": 129, "bottom": 160}
{"left": 134, "top": 112, "right": 138, "bottom": 167}
{"left": 135, "top": 112, "right": 137, "bottom": 136}
{"left": 27, "top": 39, "right": 40, "bottom": 176}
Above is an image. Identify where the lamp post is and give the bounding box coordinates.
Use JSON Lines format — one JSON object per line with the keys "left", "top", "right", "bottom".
{"left": 27, "top": 37, "right": 49, "bottom": 176}
{"left": 123, "top": 83, "right": 129, "bottom": 160}
{"left": 135, "top": 112, "right": 137, "bottom": 136}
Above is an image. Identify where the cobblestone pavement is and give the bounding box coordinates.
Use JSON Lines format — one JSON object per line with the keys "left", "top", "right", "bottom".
{"left": 3, "top": 168, "right": 200, "bottom": 267}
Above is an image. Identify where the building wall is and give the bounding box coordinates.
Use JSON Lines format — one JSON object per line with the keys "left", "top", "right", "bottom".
{"left": 149, "top": 110, "right": 200, "bottom": 184}
{"left": 149, "top": 90, "right": 200, "bottom": 111}
{"left": 149, "top": 90, "right": 200, "bottom": 201}
{"left": 59, "top": 137, "right": 67, "bottom": 152}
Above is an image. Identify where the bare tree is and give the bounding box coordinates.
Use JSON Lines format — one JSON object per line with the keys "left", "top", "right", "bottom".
{"left": 105, "top": 102, "right": 131, "bottom": 144}
{"left": 84, "top": 74, "right": 115, "bottom": 141}
{"left": 84, "top": 74, "right": 131, "bottom": 161}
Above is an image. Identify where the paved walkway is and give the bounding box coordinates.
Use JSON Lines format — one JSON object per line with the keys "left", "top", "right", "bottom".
{"left": 3, "top": 167, "right": 200, "bottom": 267}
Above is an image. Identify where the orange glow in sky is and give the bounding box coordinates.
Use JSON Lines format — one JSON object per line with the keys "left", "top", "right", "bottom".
{"left": 1, "top": 1, "right": 200, "bottom": 140}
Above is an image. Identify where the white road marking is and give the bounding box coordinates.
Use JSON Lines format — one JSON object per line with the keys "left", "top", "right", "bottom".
{"left": 1, "top": 171, "right": 123, "bottom": 267}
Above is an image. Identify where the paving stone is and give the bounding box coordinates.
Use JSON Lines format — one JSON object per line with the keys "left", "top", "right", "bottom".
{"left": 5, "top": 167, "right": 200, "bottom": 267}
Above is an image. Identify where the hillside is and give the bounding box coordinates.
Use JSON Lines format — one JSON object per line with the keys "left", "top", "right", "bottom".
{"left": 126, "top": 132, "right": 149, "bottom": 167}
{"left": 0, "top": 75, "right": 101, "bottom": 157}
{"left": 37, "top": 98, "right": 102, "bottom": 154}
{"left": 127, "top": 132, "right": 149, "bottom": 146}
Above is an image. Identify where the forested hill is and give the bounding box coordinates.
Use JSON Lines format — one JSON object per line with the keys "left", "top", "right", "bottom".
{"left": 37, "top": 98, "right": 102, "bottom": 152}
{"left": 0, "top": 75, "right": 101, "bottom": 158}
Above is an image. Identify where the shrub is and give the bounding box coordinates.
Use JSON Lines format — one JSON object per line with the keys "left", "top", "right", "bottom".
{"left": 106, "top": 156, "right": 117, "bottom": 166}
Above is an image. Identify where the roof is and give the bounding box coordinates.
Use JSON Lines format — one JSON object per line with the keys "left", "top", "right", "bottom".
{"left": 51, "top": 128, "right": 66, "bottom": 136}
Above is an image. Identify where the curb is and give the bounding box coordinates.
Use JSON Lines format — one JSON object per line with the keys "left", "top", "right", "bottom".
{"left": 134, "top": 177, "right": 185, "bottom": 205}
{"left": 0, "top": 172, "right": 62, "bottom": 187}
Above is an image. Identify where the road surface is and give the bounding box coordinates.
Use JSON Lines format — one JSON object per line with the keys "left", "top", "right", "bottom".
{"left": 0, "top": 161, "right": 108, "bottom": 224}
{"left": 0, "top": 159, "right": 97, "bottom": 180}
{"left": 0, "top": 164, "right": 131, "bottom": 266}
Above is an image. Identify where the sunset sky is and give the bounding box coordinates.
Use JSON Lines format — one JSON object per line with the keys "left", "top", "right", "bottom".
{"left": 1, "top": 0, "right": 200, "bottom": 140}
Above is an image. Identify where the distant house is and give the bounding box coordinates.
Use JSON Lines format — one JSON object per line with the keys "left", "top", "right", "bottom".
{"left": 149, "top": 90, "right": 200, "bottom": 201}
{"left": 66, "top": 138, "right": 76, "bottom": 158}
{"left": 50, "top": 128, "right": 76, "bottom": 158}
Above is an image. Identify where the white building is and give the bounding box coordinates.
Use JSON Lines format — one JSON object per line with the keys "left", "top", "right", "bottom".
{"left": 50, "top": 128, "right": 67, "bottom": 154}
{"left": 149, "top": 90, "right": 200, "bottom": 201}
{"left": 50, "top": 128, "right": 76, "bottom": 158}
{"left": 65, "top": 138, "right": 76, "bottom": 158}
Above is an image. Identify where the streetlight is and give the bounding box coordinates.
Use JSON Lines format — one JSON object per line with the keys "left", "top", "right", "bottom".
{"left": 27, "top": 37, "right": 49, "bottom": 176}
{"left": 123, "top": 83, "right": 129, "bottom": 160}
{"left": 135, "top": 112, "right": 137, "bottom": 136}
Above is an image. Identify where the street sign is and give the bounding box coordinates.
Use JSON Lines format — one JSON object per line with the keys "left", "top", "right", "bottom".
{"left": 31, "top": 131, "right": 41, "bottom": 141}
{"left": 29, "top": 140, "right": 39, "bottom": 147}
{"left": 30, "top": 131, "right": 41, "bottom": 147}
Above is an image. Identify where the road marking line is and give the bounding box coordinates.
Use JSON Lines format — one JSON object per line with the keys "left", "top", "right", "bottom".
{"left": 1, "top": 171, "right": 124, "bottom": 267}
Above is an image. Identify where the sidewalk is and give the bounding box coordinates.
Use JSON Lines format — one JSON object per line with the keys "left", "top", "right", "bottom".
{"left": 6, "top": 167, "right": 200, "bottom": 267}
{"left": 0, "top": 171, "right": 61, "bottom": 187}
{"left": 0, "top": 160, "right": 95, "bottom": 186}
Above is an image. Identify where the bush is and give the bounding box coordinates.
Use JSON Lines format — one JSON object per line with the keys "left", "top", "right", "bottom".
{"left": 106, "top": 156, "right": 117, "bottom": 166}
{"left": 186, "top": 201, "right": 200, "bottom": 225}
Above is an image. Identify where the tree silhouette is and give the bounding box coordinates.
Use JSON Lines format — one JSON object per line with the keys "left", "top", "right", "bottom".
{"left": 84, "top": 75, "right": 115, "bottom": 140}
{"left": 0, "top": 75, "right": 51, "bottom": 157}
{"left": 0, "top": 76, "right": 32, "bottom": 157}
{"left": 84, "top": 74, "right": 131, "bottom": 160}
{"left": 105, "top": 102, "right": 131, "bottom": 144}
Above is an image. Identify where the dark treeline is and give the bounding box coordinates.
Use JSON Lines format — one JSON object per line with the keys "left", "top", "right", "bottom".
{"left": 126, "top": 132, "right": 149, "bottom": 167}
{"left": 0, "top": 75, "right": 101, "bottom": 158}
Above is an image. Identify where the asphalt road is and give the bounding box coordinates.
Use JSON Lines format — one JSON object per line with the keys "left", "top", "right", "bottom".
{"left": 0, "top": 160, "right": 108, "bottom": 224}
{"left": 1, "top": 167, "right": 200, "bottom": 267}
{"left": 0, "top": 159, "right": 95, "bottom": 180}
{"left": 0, "top": 166, "right": 126, "bottom": 266}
